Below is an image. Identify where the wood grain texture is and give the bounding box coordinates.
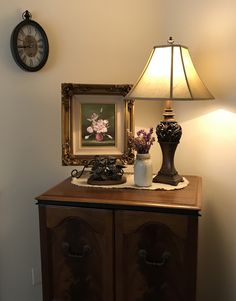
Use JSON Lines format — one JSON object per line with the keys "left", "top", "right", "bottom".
{"left": 39, "top": 205, "right": 114, "bottom": 301}
{"left": 115, "top": 210, "right": 198, "bottom": 301}
{"left": 36, "top": 176, "right": 202, "bottom": 211}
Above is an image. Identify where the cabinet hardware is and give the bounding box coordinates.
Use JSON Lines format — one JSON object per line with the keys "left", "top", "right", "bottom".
{"left": 62, "top": 242, "right": 91, "bottom": 259}
{"left": 138, "top": 249, "right": 171, "bottom": 267}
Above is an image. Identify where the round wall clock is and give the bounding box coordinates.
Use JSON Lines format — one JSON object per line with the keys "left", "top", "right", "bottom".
{"left": 10, "top": 10, "right": 49, "bottom": 72}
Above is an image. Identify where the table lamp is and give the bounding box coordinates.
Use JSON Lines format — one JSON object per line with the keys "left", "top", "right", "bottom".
{"left": 125, "top": 37, "right": 214, "bottom": 185}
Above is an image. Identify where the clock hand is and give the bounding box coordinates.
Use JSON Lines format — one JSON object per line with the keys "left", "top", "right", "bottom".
{"left": 17, "top": 43, "right": 34, "bottom": 49}
{"left": 17, "top": 45, "right": 31, "bottom": 48}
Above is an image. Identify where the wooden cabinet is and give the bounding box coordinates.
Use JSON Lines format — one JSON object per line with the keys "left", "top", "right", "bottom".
{"left": 115, "top": 210, "right": 198, "bottom": 301}
{"left": 36, "top": 176, "right": 202, "bottom": 301}
{"left": 39, "top": 206, "right": 113, "bottom": 301}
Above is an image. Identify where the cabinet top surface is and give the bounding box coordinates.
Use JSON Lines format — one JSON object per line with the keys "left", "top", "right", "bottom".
{"left": 36, "top": 175, "right": 202, "bottom": 212}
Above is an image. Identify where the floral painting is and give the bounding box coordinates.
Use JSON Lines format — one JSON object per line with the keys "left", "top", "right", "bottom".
{"left": 81, "top": 103, "right": 116, "bottom": 147}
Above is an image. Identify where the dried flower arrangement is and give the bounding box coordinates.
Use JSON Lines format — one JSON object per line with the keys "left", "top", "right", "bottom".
{"left": 128, "top": 128, "right": 155, "bottom": 154}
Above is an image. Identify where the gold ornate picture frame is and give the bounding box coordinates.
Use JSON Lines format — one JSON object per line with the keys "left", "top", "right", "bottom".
{"left": 61, "top": 83, "right": 134, "bottom": 166}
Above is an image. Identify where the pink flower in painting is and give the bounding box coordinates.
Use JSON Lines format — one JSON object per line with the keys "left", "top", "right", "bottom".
{"left": 84, "top": 107, "right": 113, "bottom": 142}
{"left": 93, "top": 119, "right": 108, "bottom": 133}
{"left": 87, "top": 126, "right": 94, "bottom": 133}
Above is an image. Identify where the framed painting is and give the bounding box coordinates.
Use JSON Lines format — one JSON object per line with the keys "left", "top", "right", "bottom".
{"left": 61, "top": 83, "right": 135, "bottom": 166}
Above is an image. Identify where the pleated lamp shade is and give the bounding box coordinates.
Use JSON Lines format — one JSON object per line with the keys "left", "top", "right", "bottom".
{"left": 125, "top": 42, "right": 214, "bottom": 101}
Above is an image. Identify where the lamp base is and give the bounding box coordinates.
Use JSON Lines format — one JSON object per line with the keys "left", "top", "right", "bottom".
{"left": 153, "top": 171, "right": 183, "bottom": 186}
{"left": 153, "top": 121, "right": 183, "bottom": 186}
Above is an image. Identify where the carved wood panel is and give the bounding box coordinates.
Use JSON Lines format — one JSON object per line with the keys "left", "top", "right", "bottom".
{"left": 115, "top": 210, "right": 198, "bottom": 301}
{"left": 39, "top": 205, "right": 114, "bottom": 301}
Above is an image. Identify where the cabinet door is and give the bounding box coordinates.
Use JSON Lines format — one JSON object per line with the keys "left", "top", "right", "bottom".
{"left": 39, "top": 205, "right": 114, "bottom": 301}
{"left": 115, "top": 210, "right": 198, "bottom": 301}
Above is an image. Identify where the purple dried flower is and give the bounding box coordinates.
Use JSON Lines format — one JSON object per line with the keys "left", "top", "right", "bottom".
{"left": 128, "top": 128, "right": 155, "bottom": 154}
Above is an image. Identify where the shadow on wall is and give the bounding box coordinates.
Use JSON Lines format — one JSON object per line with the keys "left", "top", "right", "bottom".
{"left": 198, "top": 181, "right": 232, "bottom": 301}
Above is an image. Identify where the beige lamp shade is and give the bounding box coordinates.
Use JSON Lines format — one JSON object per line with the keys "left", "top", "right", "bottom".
{"left": 125, "top": 43, "right": 214, "bottom": 101}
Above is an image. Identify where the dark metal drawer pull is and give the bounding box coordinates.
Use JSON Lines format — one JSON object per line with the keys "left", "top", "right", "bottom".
{"left": 62, "top": 242, "right": 91, "bottom": 259}
{"left": 138, "top": 249, "right": 171, "bottom": 267}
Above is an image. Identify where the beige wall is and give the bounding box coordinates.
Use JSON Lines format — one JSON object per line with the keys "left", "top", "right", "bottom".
{"left": 158, "top": 1, "right": 236, "bottom": 301}
{"left": 0, "top": 0, "right": 235, "bottom": 300}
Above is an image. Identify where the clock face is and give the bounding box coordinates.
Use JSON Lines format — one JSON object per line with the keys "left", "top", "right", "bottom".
{"left": 11, "top": 20, "right": 49, "bottom": 72}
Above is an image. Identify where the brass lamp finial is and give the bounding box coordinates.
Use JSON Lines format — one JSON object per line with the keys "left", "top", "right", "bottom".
{"left": 168, "top": 36, "right": 174, "bottom": 44}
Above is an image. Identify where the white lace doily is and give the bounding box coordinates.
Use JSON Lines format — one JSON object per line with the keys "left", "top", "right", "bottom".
{"left": 71, "top": 172, "right": 189, "bottom": 191}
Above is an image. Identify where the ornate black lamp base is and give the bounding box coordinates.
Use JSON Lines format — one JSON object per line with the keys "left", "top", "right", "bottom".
{"left": 153, "top": 121, "right": 183, "bottom": 186}
{"left": 153, "top": 173, "right": 183, "bottom": 186}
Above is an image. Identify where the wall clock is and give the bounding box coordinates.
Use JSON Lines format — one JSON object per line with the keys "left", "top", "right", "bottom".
{"left": 10, "top": 10, "right": 49, "bottom": 72}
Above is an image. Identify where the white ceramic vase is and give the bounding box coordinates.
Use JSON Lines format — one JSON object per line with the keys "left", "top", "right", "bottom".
{"left": 134, "top": 153, "right": 153, "bottom": 187}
